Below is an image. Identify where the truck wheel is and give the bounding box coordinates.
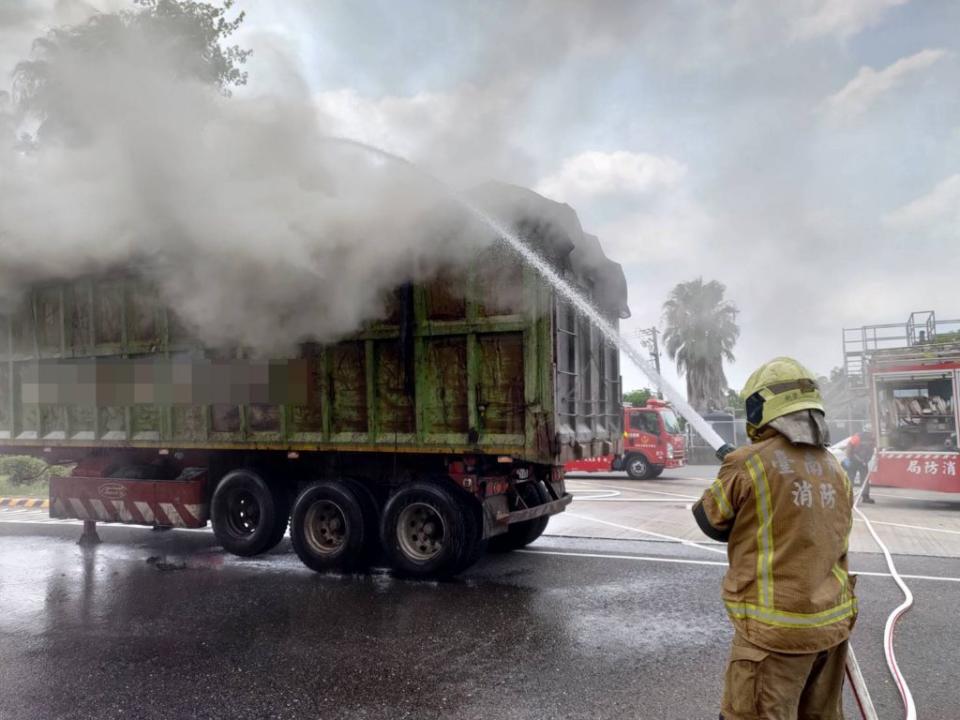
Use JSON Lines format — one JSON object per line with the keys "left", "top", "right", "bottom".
{"left": 649, "top": 465, "right": 664, "bottom": 479}
{"left": 342, "top": 478, "right": 383, "bottom": 562}
{"left": 488, "top": 481, "right": 550, "bottom": 553}
{"left": 625, "top": 454, "right": 652, "bottom": 480}
{"left": 211, "top": 469, "right": 286, "bottom": 557}
{"left": 290, "top": 482, "right": 369, "bottom": 573}
{"left": 381, "top": 482, "right": 468, "bottom": 578}
{"left": 262, "top": 486, "right": 291, "bottom": 553}
{"left": 452, "top": 493, "right": 486, "bottom": 574}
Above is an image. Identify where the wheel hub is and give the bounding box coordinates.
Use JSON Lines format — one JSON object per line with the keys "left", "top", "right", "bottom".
{"left": 397, "top": 503, "right": 446, "bottom": 561}
{"left": 303, "top": 500, "right": 349, "bottom": 556}
{"left": 226, "top": 489, "right": 261, "bottom": 536}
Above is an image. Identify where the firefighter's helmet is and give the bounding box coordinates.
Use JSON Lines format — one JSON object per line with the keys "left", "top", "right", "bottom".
{"left": 741, "top": 357, "right": 824, "bottom": 438}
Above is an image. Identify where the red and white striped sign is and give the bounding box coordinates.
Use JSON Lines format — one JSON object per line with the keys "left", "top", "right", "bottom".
{"left": 50, "top": 474, "right": 209, "bottom": 528}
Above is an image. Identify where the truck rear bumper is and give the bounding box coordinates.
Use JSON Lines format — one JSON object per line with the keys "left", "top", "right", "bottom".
{"left": 495, "top": 492, "right": 572, "bottom": 526}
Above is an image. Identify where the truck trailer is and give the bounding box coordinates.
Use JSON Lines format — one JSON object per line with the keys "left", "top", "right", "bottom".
{"left": 0, "top": 184, "right": 628, "bottom": 577}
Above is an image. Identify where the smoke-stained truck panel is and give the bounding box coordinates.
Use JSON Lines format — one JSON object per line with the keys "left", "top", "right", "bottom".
{"left": 0, "top": 184, "right": 627, "bottom": 577}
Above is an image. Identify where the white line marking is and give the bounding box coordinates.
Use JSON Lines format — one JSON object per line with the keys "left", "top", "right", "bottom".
{"left": 519, "top": 549, "right": 727, "bottom": 567}
{"left": 575, "top": 498, "right": 694, "bottom": 503}
{"left": 854, "top": 518, "right": 960, "bottom": 536}
{"left": 565, "top": 512, "right": 727, "bottom": 555}
{"left": 519, "top": 549, "right": 960, "bottom": 583}
{"left": 568, "top": 482, "right": 699, "bottom": 500}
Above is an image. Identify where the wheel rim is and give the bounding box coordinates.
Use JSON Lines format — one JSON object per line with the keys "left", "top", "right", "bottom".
{"left": 397, "top": 502, "right": 446, "bottom": 561}
{"left": 303, "top": 500, "right": 349, "bottom": 556}
{"left": 225, "top": 489, "right": 261, "bottom": 536}
{"left": 629, "top": 458, "right": 647, "bottom": 476}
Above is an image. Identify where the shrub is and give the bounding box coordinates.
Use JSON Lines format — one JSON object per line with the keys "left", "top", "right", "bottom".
{"left": 0, "top": 455, "right": 58, "bottom": 486}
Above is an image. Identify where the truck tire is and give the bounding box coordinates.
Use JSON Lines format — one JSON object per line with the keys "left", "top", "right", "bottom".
{"left": 649, "top": 465, "right": 664, "bottom": 479}
{"left": 625, "top": 454, "right": 653, "bottom": 480}
{"left": 452, "top": 493, "right": 486, "bottom": 574}
{"left": 211, "top": 469, "right": 286, "bottom": 557}
{"left": 381, "top": 482, "right": 469, "bottom": 578}
{"left": 342, "top": 477, "right": 383, "bottom": 562}
{"left": 488, "top": 480, "right": 550, "bottom": 553}
{"left": 290, "top": 481, "right": 370, "bottom": 573}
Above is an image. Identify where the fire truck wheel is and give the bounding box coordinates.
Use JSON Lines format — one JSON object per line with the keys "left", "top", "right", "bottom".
{"left": 649, "top": 465, "right": 664, "bottom": 479}
{"left": 625, "top": 453, "right": 652, "bottom": 480}
{"left": 381, "top": 482, "right": 468, "bottom": 578}
{"left": 290, "top": 482, "right": 369, "bottom": 573}
{"left": 488, "top": 480, "right": 550, "bottom": 553}
{"left": 211, "top": 469, "right": 286, "bottom": 557}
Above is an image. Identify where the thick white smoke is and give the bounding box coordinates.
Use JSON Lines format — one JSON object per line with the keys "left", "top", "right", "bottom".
{"left": 0, "top": 9, "right": 491, "bottom": 354}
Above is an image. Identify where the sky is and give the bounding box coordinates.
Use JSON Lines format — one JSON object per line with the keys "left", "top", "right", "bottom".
{"left": 3, "top": 0, "right": 959, "bottom": 399}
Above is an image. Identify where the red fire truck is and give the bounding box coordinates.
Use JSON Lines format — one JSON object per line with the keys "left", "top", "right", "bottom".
{"left": 844, "top": 311, "right": 960, "bottom": 492}
{"left": 564, "top": 398, "right": 686, "bottom": 479}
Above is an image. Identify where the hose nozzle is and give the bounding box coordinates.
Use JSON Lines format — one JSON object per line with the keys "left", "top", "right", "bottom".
{"left": 715, "top": 443, "right": 736, "bottom": 461}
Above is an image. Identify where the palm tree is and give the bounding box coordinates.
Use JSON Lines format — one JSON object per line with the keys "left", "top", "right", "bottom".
{"left": 662, "top": 278, "right": 739, "bottom": 412}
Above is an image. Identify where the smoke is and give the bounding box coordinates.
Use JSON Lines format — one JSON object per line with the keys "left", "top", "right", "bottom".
{"left": 0, "top": 9, "right": 493, "bottom": 353}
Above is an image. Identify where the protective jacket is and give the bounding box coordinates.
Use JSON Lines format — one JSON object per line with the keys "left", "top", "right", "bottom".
{"left": 693, "top": 431, "right": 857, "bottom": 654}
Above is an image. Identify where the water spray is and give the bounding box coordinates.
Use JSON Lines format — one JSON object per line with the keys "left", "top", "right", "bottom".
{"left": 330, "top": 136, "right": 906, "bottom": 719}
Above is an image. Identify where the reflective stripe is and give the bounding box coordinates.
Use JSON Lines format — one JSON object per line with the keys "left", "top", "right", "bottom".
{"left": 832, "top": 564, "right": 849, "bottom": 602}
{"left": 725, "top": 598, "right": 858, "bottom": 628}
{"left": 710, "top": 480, "right": 734, "bottom": 520}
{"left": 746, "top": 454, "right": 775, "bottom": 608}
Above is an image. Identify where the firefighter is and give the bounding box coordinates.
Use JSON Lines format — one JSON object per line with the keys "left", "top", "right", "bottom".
{"left": 693, "top": 357, "right": 856, "bottom": 720}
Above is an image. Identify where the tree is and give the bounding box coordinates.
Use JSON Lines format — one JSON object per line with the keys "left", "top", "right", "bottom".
{"left": 724, "top": 388, "right": 744, "bottom": 414}
{"left": 10, "top": 0, "right": 250, "bottom": 142}
{"left": 662, "top": 277, "right": 739, "bottom": 412}
{"left": 623, "top": 388, "right": 652, "bottom": 406}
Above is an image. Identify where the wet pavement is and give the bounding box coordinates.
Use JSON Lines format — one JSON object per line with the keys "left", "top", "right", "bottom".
{"left": 2, "top": 509, "right": 959, "bottom": 720}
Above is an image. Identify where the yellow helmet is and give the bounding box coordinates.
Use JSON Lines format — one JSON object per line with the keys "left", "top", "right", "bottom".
{"left": 741, "top": 357, "right": 824, "bottom": 437}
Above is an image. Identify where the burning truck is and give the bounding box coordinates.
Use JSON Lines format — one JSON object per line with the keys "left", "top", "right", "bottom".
{"left": 0, "top": 183, "right": 629, "bottom": 577}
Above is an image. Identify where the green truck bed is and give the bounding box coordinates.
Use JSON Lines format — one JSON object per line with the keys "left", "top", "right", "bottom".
{"left": 0, "top": 184, "right": 626, "bottom": 466}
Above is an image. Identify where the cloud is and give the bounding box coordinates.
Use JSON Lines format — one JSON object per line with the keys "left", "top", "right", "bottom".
{"left": 789, "top": 0, "right": 910, "bottom": 40}
{"left": 882, "top": 174, "right": 960, "bottom": 237}
{"left": 314, "top": 85, "right": 536, "bottom": 186}
{"left": 821, "top": 48, "right": 948, "bottom": 124}
{"left": 534, "top": 151, "right": 687, "bottom": 204}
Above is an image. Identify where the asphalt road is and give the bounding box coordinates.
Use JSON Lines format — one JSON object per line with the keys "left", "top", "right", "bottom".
{"left": 1, "top": 509, "right": 958, "bottom": 720}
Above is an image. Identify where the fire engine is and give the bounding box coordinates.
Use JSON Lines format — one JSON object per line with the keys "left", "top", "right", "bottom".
{"left": 843, "top": 311, "right": 960, "bottom": 492}
{"left": 565, "top": 399, "right": 686, "bottom": 480}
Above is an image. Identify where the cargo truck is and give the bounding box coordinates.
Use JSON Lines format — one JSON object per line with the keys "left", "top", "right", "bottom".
{"left": 0, "top": 184, "right": 628, "bottom": 577}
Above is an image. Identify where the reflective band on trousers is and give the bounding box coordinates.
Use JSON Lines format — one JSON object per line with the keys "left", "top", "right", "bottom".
{"left": 746, "top": 454, "right": 775, "bottom": 609}
{"left": 725, "top": 598, "right": 858, "bottom": 629}
{"left": 711, "top": 480, "right": 735, "bottom": 520}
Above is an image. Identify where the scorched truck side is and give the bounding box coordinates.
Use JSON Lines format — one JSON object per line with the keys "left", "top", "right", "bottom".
{"left": 0, "top": 185, "right": 628, "bottom": 577}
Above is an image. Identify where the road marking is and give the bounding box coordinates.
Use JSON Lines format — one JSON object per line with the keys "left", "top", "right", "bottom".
{"left": 519, "top": 549, "right": 960, "bottom": 583}
{"left": 565, "top": 512, "right": 727, "bottom": 555}
{"left": 854, "top": 518, "right": 960, "bottom": 536}
{"left": 567, "top": 482, "right": 699, "bottom": 501}
{"left": 568, "top": 489, "right": 622, "bottom": 500}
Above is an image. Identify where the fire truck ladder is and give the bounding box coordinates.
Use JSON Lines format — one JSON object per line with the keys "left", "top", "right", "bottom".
{"left": 843, "top": 311, "right": 960, "bottom": 390}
